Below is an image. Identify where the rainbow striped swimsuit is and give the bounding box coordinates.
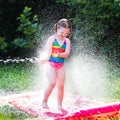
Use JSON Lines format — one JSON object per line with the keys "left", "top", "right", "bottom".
{"left": 49, "top": 39, "right": 66, "bottom": 70}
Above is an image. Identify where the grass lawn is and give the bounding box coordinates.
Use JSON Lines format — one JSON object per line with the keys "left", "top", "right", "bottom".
{"left": 0, "top": 62, "right": 120, "bottom": 120}
{"left": 0, "top": 62, "right": 38, "bottom": 120}
{"left": 0, "top": 105, "right": 34, "bottom": 120}
{"left": 0, "top": 62, "right": 36, "bottom": 92}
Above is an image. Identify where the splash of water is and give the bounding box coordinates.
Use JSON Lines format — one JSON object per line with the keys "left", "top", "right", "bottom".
{"left": 31, "top": 25, "right": 110, "bottom": 101}
{"left": 65, "top": 54, "right": 109, "bottom": 99}
{"left": 32, "top": 46, "right": 109, "bottom": 100}
{"left": 57, "top": 29, "right": 110, "bottom": 99}
{"left": 0, "top": 57, "right": 38, "bottom": 64}
{"left": 0, "top": 52, "right": 109, "bottom": 100}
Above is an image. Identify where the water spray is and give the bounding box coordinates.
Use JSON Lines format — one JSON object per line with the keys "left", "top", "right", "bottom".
{"left": 0, "top": 57, "right": 39, "bottom": 64}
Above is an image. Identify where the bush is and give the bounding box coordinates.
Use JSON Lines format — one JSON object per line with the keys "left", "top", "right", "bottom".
{"left": 12, "top": 6, "right": 41, "bottom": 53}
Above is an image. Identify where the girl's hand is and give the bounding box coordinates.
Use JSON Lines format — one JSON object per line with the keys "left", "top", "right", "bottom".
{"left": 53, "top": 53, "right": 59, "bottom": 57}
{"left": 36, "top": 59, "right": 48, "bottom": 65}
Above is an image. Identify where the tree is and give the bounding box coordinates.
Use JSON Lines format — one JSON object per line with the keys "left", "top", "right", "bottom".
{"left": 13, "top": 6, "right": 39, "bottom": 49}
{"left": 57, "top": 0, "right": 120, "bottom": 64}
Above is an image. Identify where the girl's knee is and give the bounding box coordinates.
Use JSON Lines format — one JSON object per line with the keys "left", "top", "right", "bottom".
{"left": 50, "top": 81, "right": 56, "bottom": 87}
{"left": 57, "top": 82, "right": 64, "bottom": 89}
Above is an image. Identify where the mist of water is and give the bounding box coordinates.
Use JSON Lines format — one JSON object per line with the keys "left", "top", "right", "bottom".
{"left": 31, "top": 27, "right": 110, "bottom": 100}
{"left": 0, "top": 24, "right": 109, "bottom": 100}
{"left": 65, "top": 54, "right": 109, "bottom": 99}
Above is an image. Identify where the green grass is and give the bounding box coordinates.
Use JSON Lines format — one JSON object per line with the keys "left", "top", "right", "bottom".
{"left": 0, "top": 105, "right": 34, "bottom": 120}
{"left": 108, "top": 77, "right": 120, "bottom": 100}
{"left": 0, "top": 62, "right": 39, "bottom": 120}
{"left": 0, "top": 62, "right": 120, "bottom": 120}
{"left": 0, "top": 62, "right": 36, "bottom": 92}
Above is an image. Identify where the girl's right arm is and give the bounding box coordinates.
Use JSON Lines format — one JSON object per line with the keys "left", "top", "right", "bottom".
{"left": 37, "top": 36, "right": 54, "bottom": 64}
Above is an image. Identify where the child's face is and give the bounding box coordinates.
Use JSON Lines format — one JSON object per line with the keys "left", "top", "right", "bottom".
{"left": 56, "top": 27, "right": 70, "bottom": 40}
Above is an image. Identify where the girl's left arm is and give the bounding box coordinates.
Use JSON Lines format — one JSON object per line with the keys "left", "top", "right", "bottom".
{"left": 58, "top": 38, "right": 71, "bottom": 58}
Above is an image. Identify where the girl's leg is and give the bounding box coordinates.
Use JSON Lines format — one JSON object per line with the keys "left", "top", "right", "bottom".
{"left": 42, "top": 65, "right": 56, "bottom": 108}
{"left": 56, "top": 67, "right": 65, "bottom": 110}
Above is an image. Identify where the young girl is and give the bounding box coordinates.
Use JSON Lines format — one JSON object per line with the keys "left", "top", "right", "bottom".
{"left": 38, "top": 18, "right": 72, "bottom": 112}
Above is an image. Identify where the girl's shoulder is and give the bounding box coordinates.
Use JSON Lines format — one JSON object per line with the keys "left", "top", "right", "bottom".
{"left": 47, "top": 34, "right": 56, "bottom": 44}
{"left": 65, "top": 37, "right": 70, "bottom": 41}
{"left": 65, "top": 38, "right": 70, "bottom": 44}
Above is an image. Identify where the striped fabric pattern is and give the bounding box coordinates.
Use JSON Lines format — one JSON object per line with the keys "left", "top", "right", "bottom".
{"left": 49, "top": 39, "right": 66, "bottom": 63}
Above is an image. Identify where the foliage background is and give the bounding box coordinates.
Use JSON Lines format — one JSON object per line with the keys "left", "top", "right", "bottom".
{"left": 0, "top": 0, "right": 119, "bottom": 66}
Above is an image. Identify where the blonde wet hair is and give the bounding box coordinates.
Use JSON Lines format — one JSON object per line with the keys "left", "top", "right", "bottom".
{"left": 55, "top": 18, "right": 72, "bottom": 37}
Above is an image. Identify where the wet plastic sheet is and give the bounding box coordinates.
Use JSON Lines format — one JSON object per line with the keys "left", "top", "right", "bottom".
{"left": 6, "top": 91, "right": 120, "bottom": 120}
{"left": 58, "top": 103, "right": 120, "bottom": 120}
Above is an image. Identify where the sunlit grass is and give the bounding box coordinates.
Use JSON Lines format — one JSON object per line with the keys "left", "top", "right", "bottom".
{"left": 109, "top": 77, "right": 120, "bottom": 100}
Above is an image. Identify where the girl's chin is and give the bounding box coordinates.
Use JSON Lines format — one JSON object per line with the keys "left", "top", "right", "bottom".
{"left": 60, "top": 36, "right": 65, "bottom": 40}
{"left": 57, "top": 35, "right": 65, "bottom": 40}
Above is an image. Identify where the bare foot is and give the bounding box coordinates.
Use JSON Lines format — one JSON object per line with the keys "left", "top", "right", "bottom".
{"left": 42, "top": 102, "right": 49, "bottom": 109}
{"left": 58, "top": 106, "right": 68, "bottom": 114}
